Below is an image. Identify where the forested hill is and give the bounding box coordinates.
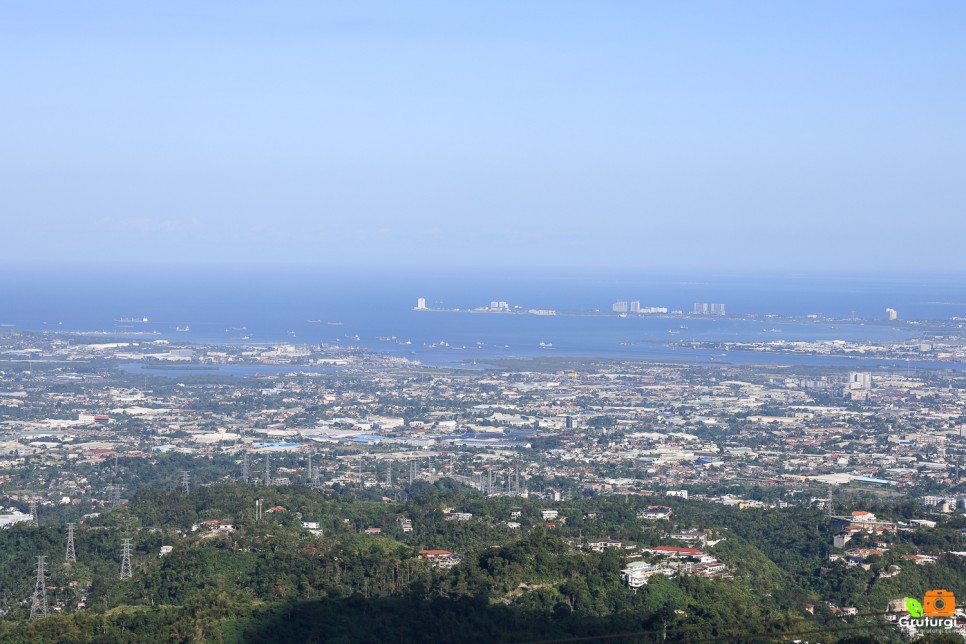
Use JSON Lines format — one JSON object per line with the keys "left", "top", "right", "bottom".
{"left": 2, "top": 481, "right": 966, "bottom": 642}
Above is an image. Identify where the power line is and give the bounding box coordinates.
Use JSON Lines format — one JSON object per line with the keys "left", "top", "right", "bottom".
{"left": 527, "top": 610, "right": 899, "bottom": 644}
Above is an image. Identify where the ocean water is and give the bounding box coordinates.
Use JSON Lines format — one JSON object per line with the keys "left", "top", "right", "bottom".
{"left": 2, "top": 265, "right": 965, "bottom": 370}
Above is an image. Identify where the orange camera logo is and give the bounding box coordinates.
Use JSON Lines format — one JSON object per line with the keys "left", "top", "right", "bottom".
{"left": 924, "top": 590, "right": 956, "bottom": 617}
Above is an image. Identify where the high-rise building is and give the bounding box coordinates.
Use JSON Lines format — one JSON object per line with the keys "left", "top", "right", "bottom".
{"left": 612, "top": 301, "right": 628, "bottom": 313}
{"left": 629, "top": 300, "right": 641, "bottom": 314}
{"left": 416, "top": 297, "right": 427, "bottom": 310}
{"left": 694, "top": 303, "right": 725, "bottom": 315}
{"left": 885, "top": 308, "right": 897, "bottom": 321}
{"left": 849, "top": 372, "right": 873, "bottom": 390}
{"left": 489, "top": 301, "right": 509, "bottom": 312}
{"left": 847, "top": 372, "right": 873, "bottom": 401}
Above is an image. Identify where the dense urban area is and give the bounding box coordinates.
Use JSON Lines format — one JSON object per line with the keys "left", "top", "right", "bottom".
{"left": 3, "top": 328, "right": 966, "bottom": 642}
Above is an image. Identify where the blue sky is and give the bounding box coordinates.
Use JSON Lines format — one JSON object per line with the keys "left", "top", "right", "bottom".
{"left": 2, "top": 1, "right": 964, "bottom": 270}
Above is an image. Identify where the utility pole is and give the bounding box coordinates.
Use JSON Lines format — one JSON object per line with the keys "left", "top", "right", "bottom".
{"left": 29, "top": 500, "right": 38, "bottom": 526}
{"left": 307, "top": 453, "right": 313, "bottom": 483}
{"left": 30, "top": 556, "right": 48, "bottom": 619}
{"left": 65, "top": 523, "right": 76, "bottom": 563}
{"left": 263, "top": 453, "right": 271, "bottom": 486}
{"left": 255, "top": 499, "right": 263, "bottom": 521}
{"left": 120, "top": 538, "right": 133, "bottom": 580}
{"left": 181, "top": 471, "right": 190, "bottom": 494}
{"left": 241, "top": 451, "right": 250, "bottom": 482}
{"left": 385, "top": 461, "right": 392, "bottom": 487}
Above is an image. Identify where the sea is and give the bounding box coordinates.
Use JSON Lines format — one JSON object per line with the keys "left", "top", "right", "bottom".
{"left": 3, "top": 265, "right": 965, "bottom": 371}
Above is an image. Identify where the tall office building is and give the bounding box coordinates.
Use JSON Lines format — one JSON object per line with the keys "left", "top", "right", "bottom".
{"left": 885, "top": 308, "right": 897, "bottom": 321}
{"left": 629, "top": 300, "right": 641, "bottom": 314}
{"left": 710, "top": 303, "right": 726, "bottom": 316}
{"left": 612, "top": 301, "right": 628, "bottom": 313}
{"left": 415, "top": 297, "right": 427, "bottom": 310}
{"left": 693, "top": 303, "right": 709, "bottom": 315}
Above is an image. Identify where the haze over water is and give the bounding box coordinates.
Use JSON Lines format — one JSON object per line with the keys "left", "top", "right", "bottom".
{"left": 3, "top": 266, "right": 965, "bottom": 369}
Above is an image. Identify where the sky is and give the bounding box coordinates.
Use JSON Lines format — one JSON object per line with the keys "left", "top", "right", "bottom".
{"left": 2, "top": 1, "right": 965, "bottom": 271}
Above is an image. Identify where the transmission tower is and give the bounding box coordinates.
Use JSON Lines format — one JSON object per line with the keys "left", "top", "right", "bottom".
{"left": 385, "top": 461, "right": 392, "bottom": 487}
{"left": 29, "top": 500, "right": 38, "bottom": 526}
{"left": 263, "top": 453, "right": 271, "bottom": 486}
{"left": 104, "top": 484, "right": 121, "bottom": 508}
{"left": 120, "top": 538, "right": 133, "bottom": 580}
{"left": 241, "top": 451, "right": 250, "bottom": 482}
{"left": 307, "top": 453, "right": 313, "bottom": 483}
{"left": 181, "top": 471, "right": 190, "bottom": 494}
{"left": 30, "top": 556, "right": 48, "bottom": 619}
{"left": 65, "top": 523, "right": 76, "bottom": 563}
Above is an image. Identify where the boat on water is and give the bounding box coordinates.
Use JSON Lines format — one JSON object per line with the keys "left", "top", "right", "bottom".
{"left": 287, "top": 331, "right": 297, "bottom": 337}
{"left": 539, "top": 341, "right": 553, "bottom": 348}
{"left": 345, "top": 334, "right": 360, "bottom": 341}
{"left": 116, "top": 317, "right": 149, "bottom": 323}
{"left": 667, "top": 330, "right": 681, "bottom": 334}
{"left": 327, "top": 321, "right": 344, "bottom": 326}
{"left": 175, "top": 325, "right": 190, "bottom": 332}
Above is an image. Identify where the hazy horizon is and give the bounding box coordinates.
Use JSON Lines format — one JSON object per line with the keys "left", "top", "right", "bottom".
{"left": 4, "top": 1, "right": 965, "bottom": 270}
